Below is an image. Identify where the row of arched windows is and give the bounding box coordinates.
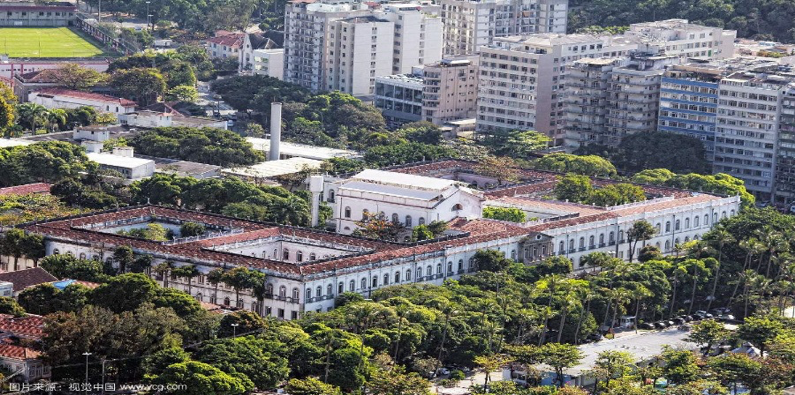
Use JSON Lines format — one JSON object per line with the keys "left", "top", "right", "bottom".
{"left": 342, "top": 207, "right": 426, "bottom": 227}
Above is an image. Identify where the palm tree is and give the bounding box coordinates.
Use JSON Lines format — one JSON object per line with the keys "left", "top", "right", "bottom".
{"left": 154, "top": 261, "right": 174, "bottom": 288}
{"left": 207, "top": 268, "right": 224, "bottom": 305}
{"left": 15, "top": 103, "right": 49, "bottom": 132}
{"left": 45, "top": 109, "right": 67, "bottom": 133}
{"left": 556, "top": 279, "right": 586, "bottom": 343}
{"left": 668, "top": 263, "right": 687, "bottom": 318}
{"left": 685, "top": 260, "right": 710, "bottom": 315}
{"left": 706, "top": 227, "right": 735, "bottom": 311}
{"left": 173, "top": 264, "right": 200, "bottom": 295}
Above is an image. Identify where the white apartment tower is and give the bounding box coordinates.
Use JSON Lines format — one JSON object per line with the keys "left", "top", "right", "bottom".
{"left": 476, "top": 34, "right": 637, "bottom": 142}
{"left": 422, "top": 56, "right": 480, "bottom": 124}
{"left": 283, "top": 0, "right": 442, "bottom": 97}
{"left": 440, "top": 0, "right": 569, "bottom": 57}
{"left": 625, "top": 19, "right": 737, "bottom": 60}
{"left": 714, "top": 68, "right": 795, "bottom": 202}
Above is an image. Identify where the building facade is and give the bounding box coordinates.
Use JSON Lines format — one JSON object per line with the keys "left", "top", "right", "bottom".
{"left": 422, "top": 56, "right": 479, "bottom": 124}
{"left": 439, "top": 0, "right": 568, "bottom": 57}
{"left": 625, "top": 19, "right": 736, "bottom": 60}
{"left": 563, "top": 57, "right": 623, "bottom": 150}
{"left": 251, "top": 48, "right": 285, "bottom": 79}
{"left": 0, "top": 2, "right": 75, "bottom": 27}
{"left": 374, "top": 73, "right": 424, "bottom": 127}
{"left": 28, "top": 88, "right": 136, "bottom": 117}
{"left": 775, "top": 87, "right": 795, "bottom": 207}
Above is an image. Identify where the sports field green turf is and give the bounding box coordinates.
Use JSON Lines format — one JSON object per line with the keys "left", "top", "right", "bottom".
{"left": 0, "top": 27, "right": 104, "bottom": 58}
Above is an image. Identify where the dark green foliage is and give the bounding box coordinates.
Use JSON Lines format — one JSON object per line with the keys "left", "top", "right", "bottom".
{"left": 0, "top": 142, "right": 95, "bottom": 188}
{"left": 612, "top": 132, "right": 711, "bottom": 174}
{"left": 364, "top": 142, "right": 458, "bottom": 167}
{"left": 0, "top": 296, "right": 25, "bottom": 317}
{"left": 39, "top": 254, "right": 110, "bottom": 282}
{"left": 129, "top": 127, "right": 265, "bottom": 167}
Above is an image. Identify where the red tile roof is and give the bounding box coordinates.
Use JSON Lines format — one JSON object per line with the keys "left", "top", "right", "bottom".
{"left": 0, "top": 344, "right": 41, "bottom": 360}
{"left": 0, "top": 268, "right": 58, "bottom": 292}
{"left": 14, "top": 70, "right": 59, "bottom": 84}
{"left": 32, "top": 88, "right": 137, "bottom": 107}
{"left": 0, "top": 183, "right": 51, "bottom": 196}
{"left": 206, "top": 34, "right": 245, "bottom": 48}
{"left": 0, "top": 314, "right": 45, "bottom": 340}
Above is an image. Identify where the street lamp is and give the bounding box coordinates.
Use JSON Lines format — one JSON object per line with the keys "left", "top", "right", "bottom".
{"left": 231, "top": 323, "right": 239, "bottom": 338}
{"left": 82, "top": 352, "right": 92, "bottom": 385}
{"left": 146, "top": 1, "right": 151, "bottom": 31}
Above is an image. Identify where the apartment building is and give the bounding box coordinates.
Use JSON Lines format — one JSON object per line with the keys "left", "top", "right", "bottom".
{"left": 0, "top": 1, "right": 75, "bottom": 27}
{"left": 476, "top": 34, "right": 637, "bottom": 142}
{"left": 625, "top": 19, "right": 737, "bottom": 60}
{"left": 251, "top": 48, "right": 285, "bottom": 79}
{"left": 375, "top": 56, "right": 479, "bottom": 127}
{"left": 381, "top": 4, "right": 443, "bottom": 74}
{"left": 714, "top": 67, "right": 795, "bottom": 202}
{"left": 775, "top": 87, "right": 795, "bottom": 207}
{"left": 283, "top": 0, "right": 441, "bottom": 97}
{"left": 439, "top": 0, "right": 568, "bottom": 57}
{"left": 563, "top": 57, "right": 624, "bottom": 150}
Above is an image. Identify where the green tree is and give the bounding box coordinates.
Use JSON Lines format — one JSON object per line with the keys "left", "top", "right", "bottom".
{"left": 660, "top": 347, "right": 699, "bottom": 385}
{"left": 592, "top": 350, "right": 635, "bottom": 390}
{"left": 613, "top": 132, "right": 711, "bottom": 174}
{"left": 367, "top": 365, "right": 432, "bottom": 395}
{"left": 129, "top": 127, "right": 265, "bottom": 167}
{"left": 47, "top": 63, "right": 107, "bottom": 91}
{"left": 626, "top": 220, "right": 656, "bottom": 263}
{"left": 165, "top": 85, "right": 199, "bottom": 103}
{"left": 179, "top": 222, "right": 206, "bottom": 237}
{"left": 473, "top": 250, "right": 512, "bottom": 272}
{"left": 411, "top": 225, "right": 434, "bottom": 242}
{"left": 0, "top": 97, "right": 14, "bottom": 136}
{"left": 483, "top": 207, "right": 527, "bottom": 222}
{"left": 284, "top": 377, "right": 342, "bottom": 395}
{"left": 110, "top": 67, "right": 167, "bottom": 106}
{"left": 587, "top": 184, "right": 646, "bottom": 207}
{"left": 0, "top": 296, "right": 25, "bottom": 317}
{"left": 707, "top": 353, "right": 762, "bottom": 394}
{"left": 221, "top": 267, "right": 261, "bottom": 308}
{"left": 736, "top": 315, "right": 783, "bottom": 356}
{"left": 555, "top": 173, "right": 593, "bottom": 203}
{"left": 474, "top": 156, "right": 520, "bottom": 185}
{"left": 687, "top": 319, "right": 728, "bottom": 356}
{"left": 195, "top": 336, "right": 289, "bottom": 390}
{"left": 397, "top": 121, "right": 443, "bottom": 145}
{"left": 112, "top": 245, "right": 135, "bottom": 274}
{"left": 90, "top": 273, "right": 158, "bottom": 313}
{"left": 535, "top": 153, "right": 617, "bottom": 177}
{"left": 218, "top": 310, "right": 269, "bottom": 338}
{"left": 149, "top": 361, "right": 252, "bottom": 394}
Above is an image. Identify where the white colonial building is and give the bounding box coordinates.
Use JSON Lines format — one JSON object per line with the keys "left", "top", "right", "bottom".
{"left": 29, "top": 88, "right": 136, "bottom": 118}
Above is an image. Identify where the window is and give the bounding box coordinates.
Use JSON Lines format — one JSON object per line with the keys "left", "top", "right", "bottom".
{"left": 383, "top": 274, "right": 390, "bottom": 285}
{"left": 416, "top": 267, "right": 422, "bottom": 279}
{"left": 316, "top": 286, "right": 322, "bottom": 298}
{"left": 291, "top": 311, "right": 298, "bottom": 320}
{"left": 558, "top": 241, "right": 565, "bottom": 254}
{"left": 599, "top": 234, "right": 605, "bottom": 245}
{"left": 306, "top": 289, "right": 312, "bottom": 301}
{"left": 279, "top": 286, "right": 286, "bottom": 298}
{"left": 619, "top": 230, "right": 624, "bottom": 242}
{"left": 694, "top": 216, "right": 700, "bottom": 227}
{"left": 297, "top": 251, "right": 303, "bottom": 262}
{"left": 452, "top": 203, "right": 463, "bottom": 211}
{"left": 278, "top": 308, "right": 285, "bottom": 319}
{"left": 292, "top": 288, "right": 300, "bottom": 301}
{"left": 704, "top": 214, "right": 709, "bottom": 225}
{"left": 339, "top": 282, "right": 344, "bottom": 294}
{"left": 283, "top": 249, "right": 290, "bottom": 260}
{"left": 344, "top": 207, "right": 351, "bottom": 218}
{"left": 418, "top": 217, "right": 425, "bottom": 225}
{"left": 579, "top": 237, "right": 585, "bottom": 249}
{"left": 426, "top": 265, "right": 432, "bottom": 276}
{"left": 266, "top": 284, "right": 273, "bottom": 295}
{"left": 53, "top": 249, "right": 60, "bottom": 255}
{"left": 195, "top": 293, "right": 203, "bottom": 302}
{"left": 665, "top": 221, "right": 671, "bottom": 232}
{"left": 327, "top": 284, "right": 333, "bottom": 296}
{"left": 361, "top": 278, "right": 367, "bottom": 289}
{"left": 309, "top": 253, "right": 316, "bottom": 261}
{"left": 685, "top": 218, "right": 690, "bottom": 229}
{"left": 589, "top": 236, "right": 595, "bottom": 248}
{"left": 436, "top": 263, "right": 442, "bottom": 275}
{"left": 392, "top": 213, "right": 399, "bottom": 223}
{"left": 405, "top": 215, "right": 412, "bottom": 227}
{"left": 273, "top": 249, "right": 278, "bottom": 259}
{"left": 655, "top": 223, "right": 661, "bottom": 233}
{"left": 675, "top": 220, "right": 680, "bottom": 231}
{"left": 447, "top": 261, "right": 453, "bottom": 274}
{"left": 406, "top": 269, "right": 412, "bottom": 281}
{"left": 569, "top": 239, "right": 575, "bottom": 251}
{"left": 457, "top": 259, "right": 463, "bottom": 272}
{"left": 372, "top": 276, "right": 378, "bottom": 288}
{"left": 349, "top": 280, "right": 355, "bottom": 292}
{"left": 721, "top": 211, "right": 727, "bottom": 219}
{"left": 609, "top": 232, "right": 615, "bottom": 244}
{"left": 395, "top": 271, "right": 401, "bottom": 283}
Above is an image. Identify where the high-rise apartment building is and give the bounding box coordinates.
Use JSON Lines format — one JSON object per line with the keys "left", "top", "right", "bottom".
{"left": 283, "top": 0, "right": 441, "bottom": 97}
{"left": 776, "top": 86, "right": 795, "bottom": 207}
{"left": 714, "top": 67, "right": 795, "bottom": 202}
{"left": 625, "top": 19, "right": 737, "bottom": 60}
{"left": 563, "top": 57, "right": 624, "bottom": 150}
{"left": 375, "top": 56, "right": 480, "bottom": 127}
{"left": 476, "top": 34, "right": 637, "bottom": 142}
{"left": 439, "top": 0, "right": 568, "bottom": 57}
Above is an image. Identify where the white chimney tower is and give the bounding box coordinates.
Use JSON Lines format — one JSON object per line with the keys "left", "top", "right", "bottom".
{"left": 269, "top": 102, "right": 282, "bottom": 161}
{"left": 309, "top": 175, "right": 324, "bottom": 227}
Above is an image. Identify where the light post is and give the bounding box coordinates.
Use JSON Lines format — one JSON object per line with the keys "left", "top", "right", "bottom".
{"left": 231, "top": 323, "right": 239, "bottom": 338}
{"left": 82, "top": 352, "right": 92, "bottom": 385}
{"left": 145, "top": 1, "right": 151, "bottom": 31}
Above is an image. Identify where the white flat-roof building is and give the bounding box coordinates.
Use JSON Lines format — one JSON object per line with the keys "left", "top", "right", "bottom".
{"left": 251, "top": 48, "right": 285, "bottom": 79}
{"left": 246, "top": 138, "right": 360, "bottom": 160}
{"left": 625, "top": 19, "right": 736, "bottom": 60}
{"left": 86, "top": 151, "right": 156, "bottom": 181}
{"left": 222, "top": 157, "right": 323, "bottom": 185}
{"left": 29, "top": 88, "right": 137, "bottom": 118}
{"left": 332, "top": 169, "right": 483, "bottom": 234}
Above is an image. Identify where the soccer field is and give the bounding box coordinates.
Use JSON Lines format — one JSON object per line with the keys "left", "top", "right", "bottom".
{"left": 0, "top": 27, "right": 104, "bottom": 58}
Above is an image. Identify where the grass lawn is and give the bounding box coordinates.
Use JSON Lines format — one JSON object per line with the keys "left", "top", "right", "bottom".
{"left": 0, "top": 27, "right": 105, "bottom": 58}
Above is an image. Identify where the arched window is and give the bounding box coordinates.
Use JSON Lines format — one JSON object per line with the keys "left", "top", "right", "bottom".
{"left": 349, "top": 280, "right": 355, "bottom": 292}
{"left": 283, "top": 249, "right": 290, "bottom": 261}
{"left": 685, "top": 218, "right": 690, "bottom": 229}
{"left": 609, "top": 232, "right": 615, "bottom": 244}
{"left": 426, "top": 265, "right": 432, "bottom": 276}
{"left": 416, "top": 267, "right": 422, "bottom": 279}
{"left": 599, "top": 234, "right": 605, "bottom": 245}
{"left": 327, "top": 284, "right": 333, "bottom": 296}
{"left": 406, "top": 269, "right": 412, "bottom": 281}
{"left": 655, "top": 242, "right": 661, "bottom": 249}
{"left": 511, "top": 250, "right": 516, "bottom": 260}
{"left": 694, "top": 234, "right": 700, "bottom": 240}
{"left": 92, "top": 255, "right": 99, "bottom": 261}
{"left": 418, "top": 217, "right": 425, "bottom": 225}
{"left": 279, "top": 286, "right": 286, "bottom": 298}
{"left": 394, "top": 271, "right": 400, "bottom": 283}
{"left": 361, "top": 278, "right": 367, "bottom": 289}
{"left": 713, "top": 213, "right": 718, "bottom": 223}
{"left": 704, "top": 214, "right": 709, "bottom": 225}
{"left": 569, "top": 239, "right": 575, "bottom": 251}
{"left": 328, "top": 190, "right": 335, "bottom": 202}
{"left": 721, "top": 211, "right": 727, "bottom": 219}
{"left": 383, "top": 274, "right": 389, "bottom": 285}
{"left": 405, "top": 215, "right": 412, "bottom": 227}
{"left": 730, "top": 209, "right": 735, "bottom": 216}
{"left": 436, "top": 263, "right": 442, "bottom": 275}
{"left": 266, "top": 284, "right": 273, "bottom": 295}
{"left": 457, "top": 259, "right": 463, "bottom": 272}
{"left": 588, "top": 235, "right": 595, "bottom": 248}
{"left": 196, "top": 293, "right": 203, "bottom": 302}
{"left": 344, "top": 207, "right": 351, "bottom": 218}
{"left": 392, "top": 213, "right": 399, "bottom": 223}
{"left": 655, "top": 223, "right": 661, "bottom": 233}
{"left": 558, "top": 241, "right": 565, "bottom": 254}
{"left": 447, "top": 261, "right": 453, "bottom": 274}
{"left": 236, "top": 299, "right": 243, "bottom": 308}
{"left": 292, "top": 288, "right": 300, "bottom": 301}
{"left": 251, "top": 302, "right": 258, "bottom": 313}
{"left": 579, "top": 237, "right": 585, "bottom": 249}
{"left": 665, "top": 221, "right": 671, "bottom": 232}
{"left": 297, "top": 251, "right": 303, "bottom": 262}
{"left": 306, "top": 289, "right": 312, "bottom": 301}
{"left": 675, "top": 220, "right": 680, "bottom": 231}
{"left": 694, "top": 216, "right": 700, "bottom": 227}
{"left": 664, "top": 240, "right": 670, "bottom": 251}
{"left": 273, "top": 249, "right": 278, "bottom": 259}
{"left": 362, "top": 209, "right": 369, "bottom": 220}
{"left": 469, "top": 257, "right": 475, "bottom": 269}
{"left": 684, "top": 236, "right": 690, "bottom": 242}
{"left": 372, "top": 276, "right": 378, "bottom": 288}
{"left": 316, "top": 286, "right": 322, "bottom": 298}
{"left": 223, "top": 297, "right": 231, "bottom": 306}
{"left": 619, "top": 230, "right": 624, "bottom": 242}
{"left": 452, "top": 203, "right": 463, "bottom": 211}
{"left": 79, "top": 253, "right": 86, "bottom": 260}
{"left": 309, "top": 253, "right": 316, "bottom": 261}
{"left": 53, "top": 249, "right": 60, "bottom": 255}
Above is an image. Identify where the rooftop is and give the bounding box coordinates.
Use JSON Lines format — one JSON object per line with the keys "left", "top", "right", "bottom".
{"left": 206, "top": 33, "right": 245, "bottom": 47}
{"left": 0, "top": 183, "right": 51, "bottom": 196}
{"left": 0, "top": 268, "right": 57, "bottom": 292}
{"left": 0, "top": 138, "right": 32, "bottom": 148}
{"left": 351, "top": 169, "right": 461, "bottom": 192}
{"left": 32, "top": 88, "right": 137, "bottom": 107}
{"left": 246, "top": 138, "right": 359, "bottom": 160}
{"left": 0, "top": 344, "right": 41, "bottom": 361}
{"left": 86, "top": 152, "right": 155, "bottom": 169}
{"left": 222, "top": 157, "right": 322, "bottom": 179}
{"left": 0, "top": 314, "right": 44, "bottom": 340}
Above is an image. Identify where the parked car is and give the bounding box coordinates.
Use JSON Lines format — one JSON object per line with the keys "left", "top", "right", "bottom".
{"left": 691, "top": 312, "right": 705, "bottom": 321}
{"left": 638, "top": 322, "right": 655, "bottom": 330}
{"left": 672, "top": 317, "right": 685, "bottom": 325}
{"left": 680, "top": 315, "right": 693, "bottom": 322}
{"left": 654, "top": 321, "right": 667, "bottom": 329}
{"left": 695, "top": 310, "right": 714, "bottom": 319}
{"left": 717, "top": 314, "right": 736, "bottom": 322}
{"left": 586, "top": 333, "right": 605, "bottom": 343}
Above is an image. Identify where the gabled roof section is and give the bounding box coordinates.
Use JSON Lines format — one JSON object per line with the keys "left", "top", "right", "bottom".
{"left": 351, "top": 169, "right": 461, "bottom": 192}
{"left": 0, "top": 268, "right": 58, "bottom": 292}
